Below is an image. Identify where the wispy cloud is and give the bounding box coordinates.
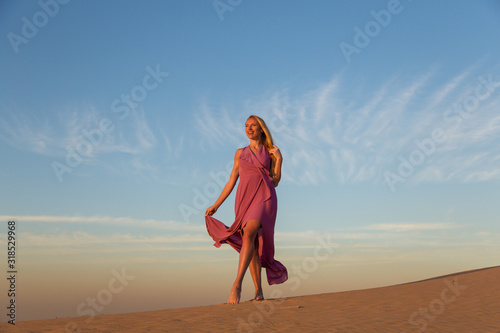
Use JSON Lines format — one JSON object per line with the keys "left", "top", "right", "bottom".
{"left": 194, "top": 62, "right": 500, "bottom": 186}
{"left": 0, "top": 215, "right": 204, "bottom": 232}
{"left": 0, "top": 104, "right": 188, "bottom": 181}
{"left": 0, "top": 107, "right": 65, "bottom": 156}
{"left": 193, "top": 101, "right": 246, "bottom": 151}
{"left": 363, "top": 222, "right": 458, "bottom": 232}
{"left": 0, "top": 105, "right": 154, "bottom": 157}
{"left": 3, "top": 226, "right": 345, "bottom": 260}
{"left": 17, "top": 231, "right": 210, "bottom": 248}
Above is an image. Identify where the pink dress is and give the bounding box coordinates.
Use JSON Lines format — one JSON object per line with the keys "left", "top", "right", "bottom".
{"left": 205, "top": 145, "right": 288, "bottom": 285}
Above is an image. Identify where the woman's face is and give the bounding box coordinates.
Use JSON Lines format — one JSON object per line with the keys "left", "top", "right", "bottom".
{"left": 245, "top": 117, "right": 263, "bottom": 141}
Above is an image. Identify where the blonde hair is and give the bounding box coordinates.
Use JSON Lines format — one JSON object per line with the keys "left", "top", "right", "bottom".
{"left": 248, "top": 115, "right": 276, "bottom": 176}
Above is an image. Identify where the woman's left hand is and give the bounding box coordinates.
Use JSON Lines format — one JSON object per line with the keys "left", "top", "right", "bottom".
{"left": 269, "top": 145, "right": 282, "bottom": 161}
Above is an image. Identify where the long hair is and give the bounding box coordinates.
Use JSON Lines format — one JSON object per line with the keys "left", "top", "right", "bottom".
{"left": 248, "top": 115, "right": 276, "bottom": 176}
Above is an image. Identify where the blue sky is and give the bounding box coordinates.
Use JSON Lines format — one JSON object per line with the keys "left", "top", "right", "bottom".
{"left": 1, "top": 0, "right": 500, "bottom": 322}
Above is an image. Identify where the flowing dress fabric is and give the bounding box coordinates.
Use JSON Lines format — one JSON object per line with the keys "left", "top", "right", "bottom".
{"left": 205, "top": 146, "right": 288, "bottom": 285}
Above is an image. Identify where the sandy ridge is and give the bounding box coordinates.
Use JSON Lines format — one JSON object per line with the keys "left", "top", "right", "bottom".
{"left": 4, "top": 265, "right": 500, "bottom": 332}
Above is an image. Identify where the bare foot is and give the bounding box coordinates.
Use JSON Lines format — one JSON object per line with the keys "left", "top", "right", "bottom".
{"left": 228, "top": 284, "right": 241, "bottom": 304}
{"left": 254, "top": 289, "right": 264, "bottom": 301}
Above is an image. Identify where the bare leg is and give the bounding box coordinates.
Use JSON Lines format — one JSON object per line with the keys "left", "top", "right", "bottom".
{"left": 249, "top": 238, "right": 264, "bottom": 300}
{"left": 228, "top": 219, "right": 262, "bottom": 304}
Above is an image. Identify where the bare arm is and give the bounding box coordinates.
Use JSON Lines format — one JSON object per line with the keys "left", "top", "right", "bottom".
{"left": 269, "top": 145, "right": 283, "bottom": 187}
{"left": 205, "top": 149, "right": 242, "bottom": 216}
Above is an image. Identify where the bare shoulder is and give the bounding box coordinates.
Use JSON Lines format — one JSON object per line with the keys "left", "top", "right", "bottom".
{"left": 231, "top": 148, "right": 244, "bottom": 176}
{"left": 235, "top": 148, "right": 244, "bottom": 158}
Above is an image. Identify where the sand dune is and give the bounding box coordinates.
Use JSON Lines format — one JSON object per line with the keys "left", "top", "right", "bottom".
{"left": 5, "top": 266, "right": 500, "bottom": 332}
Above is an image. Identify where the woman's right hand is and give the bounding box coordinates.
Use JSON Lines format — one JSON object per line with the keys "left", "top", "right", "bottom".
{"left": 205, "top": 204, "right": 218, "bottom": 216}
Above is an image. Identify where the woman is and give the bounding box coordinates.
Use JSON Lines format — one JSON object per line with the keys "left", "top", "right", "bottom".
{"left": 205, "top": 115, "right": 288, "bottom": 304}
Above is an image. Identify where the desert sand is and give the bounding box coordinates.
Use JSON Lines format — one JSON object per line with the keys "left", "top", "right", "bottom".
{"left": 5, "top": 266, "right": 500, "bottom": 332}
